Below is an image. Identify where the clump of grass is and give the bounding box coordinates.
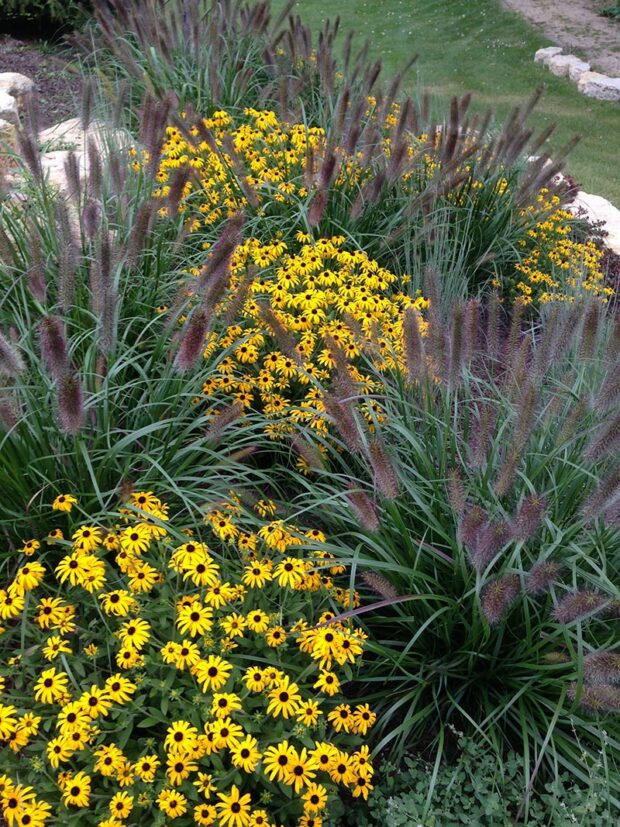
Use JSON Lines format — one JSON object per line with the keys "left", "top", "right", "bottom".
{"left": 0, "top": 113, "right": 264, "bottom": 545}
{"left": 278, "top": 297, "right": 620, "bottom": 804}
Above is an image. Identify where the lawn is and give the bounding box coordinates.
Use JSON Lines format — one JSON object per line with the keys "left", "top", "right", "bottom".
{"left": 272, "top": 0, "right": 620, "bottom": 205}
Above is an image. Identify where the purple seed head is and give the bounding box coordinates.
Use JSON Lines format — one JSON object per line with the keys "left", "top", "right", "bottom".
{"left": 583, "top": 651, "right": 620, "bottom": 685}
{"left": 552, "top": 590, "right": 608, "bottom": 624}
{"left": 512, "top": 495, "right": 547, "bottom": 542}
{"left": 525, "top": 560, "right": 561, "bottom": 595}
{"left": 481, "top": 573, "right": 520, "bottom": 625}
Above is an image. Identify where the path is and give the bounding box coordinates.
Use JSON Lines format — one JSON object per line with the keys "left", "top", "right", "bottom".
{"left": 502, "top": 0, "right": 620, "bottom": 75}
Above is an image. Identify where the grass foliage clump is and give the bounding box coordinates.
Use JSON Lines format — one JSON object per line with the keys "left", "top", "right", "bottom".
{"left": 281, "top": 296, "right": 620, "bottom": 799}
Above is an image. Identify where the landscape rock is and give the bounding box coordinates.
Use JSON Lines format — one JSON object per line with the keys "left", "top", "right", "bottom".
{"left": 40, "top": 150, "right": 87, "bottom": 195}
{"left": 568, "top": 191, "right": 620, "bottom": 256}
{"left": 547, "top": 54, "right": 590, "bottom": 79}
{"left": 0, "top": 73, "right": 34, "bottom": 111}
{"left": 0, "top": 90, "right": 18, "bottom": 124}
{"left": 39, "top": 117, "right": 130, "bottom": 154}
{"left": 577, "top": 72, "right": 620, "bottom": 101}
{"left": 534, "top": 46, "right": 563, "bottom": 64}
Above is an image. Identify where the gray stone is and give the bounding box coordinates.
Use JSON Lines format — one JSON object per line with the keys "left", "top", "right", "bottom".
{"left": 40, "top": 150, "right": 87, "bottom": 194}
{"left": 568, "top": 191, "right": 620, "bottom": 256}
{"left": 577, "top": 72, "right": 620, "bottom": 101}
{"left": 534, "top": 46, "right": 563, "bottom": 65}
{"left": 0, "top": 90, "right": 18, "bottom": 124}
{"left": 567, "top": 59, "right": 591, "bottom": 83}
{"left": 547, "top": 54, "right": 589, "bottom": 79}
{"left": 0, "top": 73, "right": 34, "bottom": 110}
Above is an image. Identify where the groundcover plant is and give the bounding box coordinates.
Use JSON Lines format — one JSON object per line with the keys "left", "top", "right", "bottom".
{"left": 0, "top": 0, "right": 618, "bottom": 825}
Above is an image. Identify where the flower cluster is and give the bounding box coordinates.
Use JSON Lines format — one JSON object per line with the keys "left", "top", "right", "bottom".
{"left": 0, "top": 491, "right": 374, "bottom": 826}
{"left": 503, "top": 190, "right": 612, "bottom": 307}
{"left": 146, "top": 103, "right": 405, "bottom": 232}
{"left": 173, "top": 232, "right": 428, "bottom": 452}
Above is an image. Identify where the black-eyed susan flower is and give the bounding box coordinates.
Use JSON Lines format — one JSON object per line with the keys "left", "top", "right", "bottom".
{"left": 263, "top": 740, "right": 296, "bottom": 782}
{"left": 109, "top": 790, "right": 133, "bottom": 819}
{"left": 71, "top": 526, "right": 102, "bottom": 552}
{"left": 166, "top": 752, "right": 198, "bottom": 786}
{"left": 156, "top": 788, "right": 188, "bottom": 818}
{"left": 177, "top": 602, "right": 213, "bottom": 637}
{"left": 283, "top": 747, "right": 318, "bottom": 793}
{"left": 164, "top": 720, "right": 199, "bottom": 754}
{"left": 118, "top": 618, "right": 151, "bottom": 650}
{"left": 61, "top": 771, "right": 91, "bottom": 808}
{"left": 266, "top": 676, "right": 301, "bottom": 719}
{"left": 350, "top": 703, "right": 377, "bottom": 735}
{"left": 194, "top": 802, "right": 218, "bottom": 826}
{"left": 219, "top": 612, "right": 246, "bottom": 638}
{"left": 99, "top": 589, "right": 136, "bottom": 617}
{"left": 296, "top": 699, "right": 322, "bottom": 728}
{"left": 105, "top": 674, "right": 136, "bottom": 705}
{"left": 42, "top": 636, "right": 72, "bottom": 662}
{"left": 264, "top": 626, "right": 286, "bottom": 647}
{"left": 193, "top": 655, "right": 233, "bottom": 692}
{"left": 33, "top": 668, "right": 69, "bottom": 705}
{"left": 216, "top": 784, "right": 252, "bottom": 827}
{"left": 211, "top": 692, "right": 242, "bottom": 719}
{"left": 313, "top": 670, "right": 340, "bottom": 696}
{"left": 14, "top": 561, "right": 45, "bottom": 592}
{"left": 230, "top": 734, "right": 261, "bottom": 772}
{"left": 302, "top": 782, "right": 328, "bottom": 813}
{"left": 241, "top": 560, "right": 272, "bottom": 589}
{"left": 52, "top": 494, "right": 77, "bottom": 513}
{"left": 327, "top": 703, "right": 353, "bottom": 733}
{"left": 133, "top": 754, "right": 160, "bottom": 783}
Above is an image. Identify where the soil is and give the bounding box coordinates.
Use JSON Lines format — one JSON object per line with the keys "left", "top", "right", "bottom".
{"left": 502, "top": 0, "right": 620, "bottom": 75}
{"left": 0, "top": 35, "right": 82, "bottom": 129}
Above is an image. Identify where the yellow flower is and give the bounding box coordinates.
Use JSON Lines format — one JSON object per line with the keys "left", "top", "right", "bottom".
{"left": 216, "top": 784, "right": 252, "bottom": 827}
{"left": 52, "top": 494, "right": 77, "bottom": 512}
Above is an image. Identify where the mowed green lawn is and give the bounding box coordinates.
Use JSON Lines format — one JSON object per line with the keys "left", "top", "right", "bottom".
{"left": 271, "top": 0, "right": 620, "bottom": 205}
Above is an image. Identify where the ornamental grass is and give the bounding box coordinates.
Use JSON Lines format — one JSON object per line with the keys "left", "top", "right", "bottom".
{"left": 276, "top": 297, "right": 620, "bottom": 808}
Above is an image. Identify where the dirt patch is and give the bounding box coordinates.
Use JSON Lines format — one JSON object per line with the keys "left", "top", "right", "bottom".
{"left": 0, "top": 36, "right": 82, "bottom": 129}
{"left": 502, "top": 0, "right": 620, "bottom": 75}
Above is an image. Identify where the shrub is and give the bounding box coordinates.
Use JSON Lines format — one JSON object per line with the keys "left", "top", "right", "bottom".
{"left": 0, "top": 491, "right": 376, "bottom": 826}
{"left": 147, "top": 107, "right": 605, "bottom": 308}
{"left": 276, "top": 298, "right": 620, "bottom": 801}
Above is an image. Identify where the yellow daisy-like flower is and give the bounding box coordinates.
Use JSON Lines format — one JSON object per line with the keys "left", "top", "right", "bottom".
{"left": 52, "top": 494, "right": 77, "bottom": 512}
{"left": 216, "top": 784, "right": 252, "bottom": 827}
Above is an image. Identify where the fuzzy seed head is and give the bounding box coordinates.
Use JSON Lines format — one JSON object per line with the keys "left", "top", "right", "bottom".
{"left": 481, "top": 574, "right": 520, "bottom": 625}
{"left": 552, "top": 590, "right": 608, "bottom": 624}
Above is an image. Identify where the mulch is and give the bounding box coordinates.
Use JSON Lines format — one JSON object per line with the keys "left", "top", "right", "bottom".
{"left": 0, "top": 34, "right": 83, "bottom": 130}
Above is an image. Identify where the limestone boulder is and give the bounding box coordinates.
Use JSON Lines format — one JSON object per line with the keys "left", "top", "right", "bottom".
{"left": 577, "top": 72, "right": 620, "bottom": 101}
{"left": 534, "top": 46, "right": 563, "bottom": 65}
{"left": 0, "top": 90, "right": 18, "bottom": 124}
{"left": 547, "top": 54, "right": 590, "bottom": 79}
{"left": 0, "top": 73, "right": 34, "bottom": 111}
{"left": 569, "top": 192, "right": 620, "bottom": 256}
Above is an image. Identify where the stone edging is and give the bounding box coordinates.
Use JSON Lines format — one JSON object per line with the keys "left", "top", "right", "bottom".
{"left": 534, "top": 47, "right": 620, "bottom": 101}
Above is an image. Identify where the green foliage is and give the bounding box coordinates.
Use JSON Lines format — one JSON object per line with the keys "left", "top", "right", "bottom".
{"left": 279, "top": 298, "right": 620, "bottom": 799}
{"left": 345, "top": 734, "right": 616, "bottom": 826}
{"left": 2, "top": 0, "right": 92, "bottom": 28}
{"left": 601, "top": 3, "right": 620, "bottom": 21}
{"left": 0, "top": 132, "right": 262, "bottom": 545}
